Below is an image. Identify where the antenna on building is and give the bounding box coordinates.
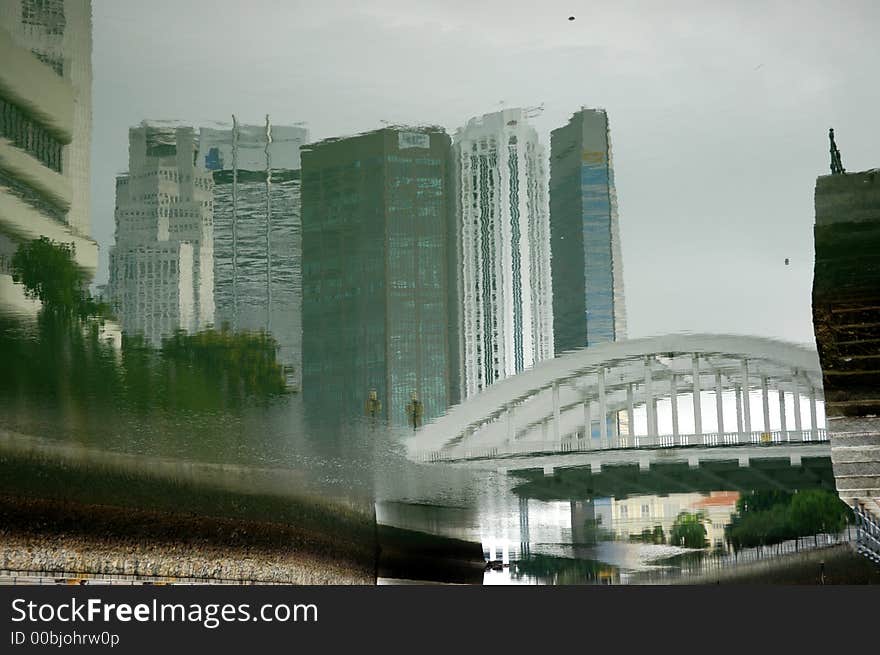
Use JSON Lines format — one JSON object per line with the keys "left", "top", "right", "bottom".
{"left": 829, "top": 128, "right": 845, "bottom": 175}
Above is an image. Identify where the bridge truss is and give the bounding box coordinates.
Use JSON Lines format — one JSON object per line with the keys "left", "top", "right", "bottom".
{"left": 408, "top": 334, "right": 827, "bottom": 463}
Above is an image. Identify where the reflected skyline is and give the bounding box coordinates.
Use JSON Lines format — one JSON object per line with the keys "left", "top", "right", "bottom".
{"left": 88, "top": 1, "right": 880, "bottom": 344}
{"left": 2, "top": 1, "right": 879, "bottom": 585}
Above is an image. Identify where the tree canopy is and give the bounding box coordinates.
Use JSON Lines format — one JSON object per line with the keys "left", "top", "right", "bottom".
{"left": 726, "top": 489, "right": 851, "bottom": 551}
{"left": 670, "top": 511, "right": 709, "bottom": 549}
{"left": 11, "top": 237, "right": 106, "bottom": 318}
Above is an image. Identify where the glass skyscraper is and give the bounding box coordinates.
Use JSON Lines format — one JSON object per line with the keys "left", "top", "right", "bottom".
{"left": 201, "top": 120, "right": 308, "bottom": 388}
{"left": 301, "top": 127, "right": 454, "bottom": 426}
{"left": 550, "top": 108, "right": 627, "bottom": 354}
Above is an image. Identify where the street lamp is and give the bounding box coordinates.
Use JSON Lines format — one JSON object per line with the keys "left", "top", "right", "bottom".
{"left": 406, "top": 391, "right": 423, "bottom": 431}
{"left": 366, "top": 388, "right": 382, "bottom": 418}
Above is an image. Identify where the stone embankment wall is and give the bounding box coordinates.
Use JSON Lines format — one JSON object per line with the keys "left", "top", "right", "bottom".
{"left": 813, "top": 169, "right": 880, "bottom": 513}
{"left": 0, "top": 494, "right": 374, "bottom": 584}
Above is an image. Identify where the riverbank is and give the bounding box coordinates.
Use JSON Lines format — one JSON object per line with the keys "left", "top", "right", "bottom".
{"left": 0, "top": 494, "right": 375, "bottom": 584}
{"left": 655, "top": 543, "right": 880, "bottom": 584}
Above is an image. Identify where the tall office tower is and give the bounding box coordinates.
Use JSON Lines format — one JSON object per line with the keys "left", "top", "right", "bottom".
{"left": 301, "top": 127, "right": 455, "bottom": 426}
{"left": 0, "top": 1, "right": 96, "bottom": 312}
{"left": 0, "top": 0, "right": 93, "bottom": 237}
{"left": 107, "top": 122, "right": 214, "bottom": 346}
{"left": 550, "top": 108, "right": 626, "bottom": 354}
{"left": 200, "top": 119, "right": 309, "bottom": 388}
{"left": 452, "top": 108, "right": 553, "bottom": 399}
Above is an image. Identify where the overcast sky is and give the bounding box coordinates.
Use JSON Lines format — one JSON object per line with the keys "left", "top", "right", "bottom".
{"left": 90, "top": 0, "right": 880, "bottom": 345}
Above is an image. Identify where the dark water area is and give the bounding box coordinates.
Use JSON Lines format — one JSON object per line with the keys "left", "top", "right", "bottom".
{"left": 0, "top": 285, "right": 864, "bottom": 586}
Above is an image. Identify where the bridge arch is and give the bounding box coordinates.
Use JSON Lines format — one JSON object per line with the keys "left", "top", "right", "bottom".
{"left": 406, "top": 334, "right": 826, "bottom": 462}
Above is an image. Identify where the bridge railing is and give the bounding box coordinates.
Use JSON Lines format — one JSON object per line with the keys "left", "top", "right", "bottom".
{"left": 854, "top": 504, "right": 880, "bottom": 565}
{"left": 628, "top": 529, "right": 854, "bottom": 584}
{"left": 419, "top": 428, "right": 828, "bottom": 463}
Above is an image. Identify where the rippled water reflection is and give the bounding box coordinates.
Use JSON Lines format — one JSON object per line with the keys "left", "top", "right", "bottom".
{"left": 1, "top": 303, "right": 857, "bottom": 585}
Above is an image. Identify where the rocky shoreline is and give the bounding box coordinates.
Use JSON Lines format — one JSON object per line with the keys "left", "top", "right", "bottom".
{"left": 0, "top": 494, "right": 375, "bottom": 584}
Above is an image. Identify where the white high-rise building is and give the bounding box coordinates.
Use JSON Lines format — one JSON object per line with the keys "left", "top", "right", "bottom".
{"left": 0, "top": 0, "right": 95, "bottom": 313}
{"left": 0, "top": 0, "right": 92, "bottom": 237}
{"left": 452, "top": 108, "right": 554, "bottom": 398}
{"left": 108, "top": 123, "right": 214, "bottom": 346}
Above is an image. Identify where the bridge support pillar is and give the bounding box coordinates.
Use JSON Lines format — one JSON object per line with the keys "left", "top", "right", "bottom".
{"left": 761, "top": 375, "right": 771, "bottom": 434}
{"left": 809, "top": 387, "right": 819, "bottom": 438}
{"left": 735, "top": 383, "right": 744, "bottom": 441}
{"left": 670, "top": 375, "right": 680, "bottom": 443}
{"left": 645, "top": 357, "right": 656, "bottom": 440}
{"left": 793, "top": 384, "right": 803, "bottom": 438}
{"left": 519, "top": 496, "right": 530, "bottom": 558}
{"left": 598, "top": 368, "right": 608, "bottom": 445}
{"left": 790, "top": 453, "right": 802, "bottom": 467}
{"left": 543, "top": 465, "right": 554, "bottom": 477}
{"left": 715, "top": 371, "right": 724, "bottom": 435}
{"left": 552, "top": 381, "right": 561, "bottom": 442}
{"left": 583, "top": 400, "right": 591, "bottom": 440}
{"left": 741, "top": 359, "right": 752, "bottom": 437}
{"left": 590, "top": 461, "right": 601, "bottom": 474}
{"left": 688, "top": 456, "right": 699, "bottom": 469}
{"left": 639, "top": 458, "right": 650, "bottom": 471}
{"left": 692, "top": 354, "right": 703, "bottom": 438}
{"left": 779, "top": 387, "right": 788, "bottom": 439}
{"left": 627, "top": 383, "right": 635, "bottom": 437}
{"left": 738, "top": 456, "right": 750, "bottom": 468}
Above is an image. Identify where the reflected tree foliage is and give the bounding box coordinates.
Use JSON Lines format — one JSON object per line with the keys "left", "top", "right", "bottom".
{"left": 2, "top": 238, "right": 290, "bottom": 417}
{"left": 670, "top": 511, "right": 709, "bottom": 549}
{"left": 629, "top": 524, "right": 666, "bottom": 545}
{"left": 11, "top": 236, "right": 108, "bottom": 319}
{"left": 512, "top": 554, "right": 618, "bottom": 585}
{"left": 725, "top": 489, "right": 852, "bottom": 552}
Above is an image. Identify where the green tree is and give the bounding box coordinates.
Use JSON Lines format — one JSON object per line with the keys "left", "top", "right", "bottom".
{"left": 11, "top": 237, "right": 107, "bottom": 318}
{"left": 789, "top": 489, "right": 851, "bottom": 536}
{"left": 3, "top": 238, "right": 120, "bottom": 411}
{"left": 725, "top": 489, "right": 851, "bottom": 552}
{"left": 629, "top": 525, "right": 665, "bottom": 545}
{"left": 652, "top": 524, "right": 666, "bottom": 544}
{"left": 670, "top": 511, "right": 708, "bottom": 549}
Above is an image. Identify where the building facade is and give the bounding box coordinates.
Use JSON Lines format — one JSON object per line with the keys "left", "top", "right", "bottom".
{"left": 108, "top": 123, "right": 214, "bottom": 346}
{"left": 301, "top": 127, "right": 454, "bottom": 426}
{"left": 452, "top": 108, "right": 553, "bottom": 398}
{"left": 0, "top": 0, "right": 95, "bottom": 312}
{"left": 0, "top": 0, "right": 92, "bottom": 237}
{"left": 550, "top": 108, "right": 626, "bottom": 355}
{"left": 202, "top": 120, "right": 308, "bottom": 388}
{"left": 199, "top": 122, "right": 307, "bottom": 172}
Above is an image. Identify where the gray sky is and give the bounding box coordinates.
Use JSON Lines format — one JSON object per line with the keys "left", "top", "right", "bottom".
{"left": 91, "top": 0, "right": 880, "bottom": 345}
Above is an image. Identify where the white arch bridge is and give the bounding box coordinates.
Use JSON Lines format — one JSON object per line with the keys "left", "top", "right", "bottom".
{"left": 406, "top": 334, "right": 828, "bottom": 466}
